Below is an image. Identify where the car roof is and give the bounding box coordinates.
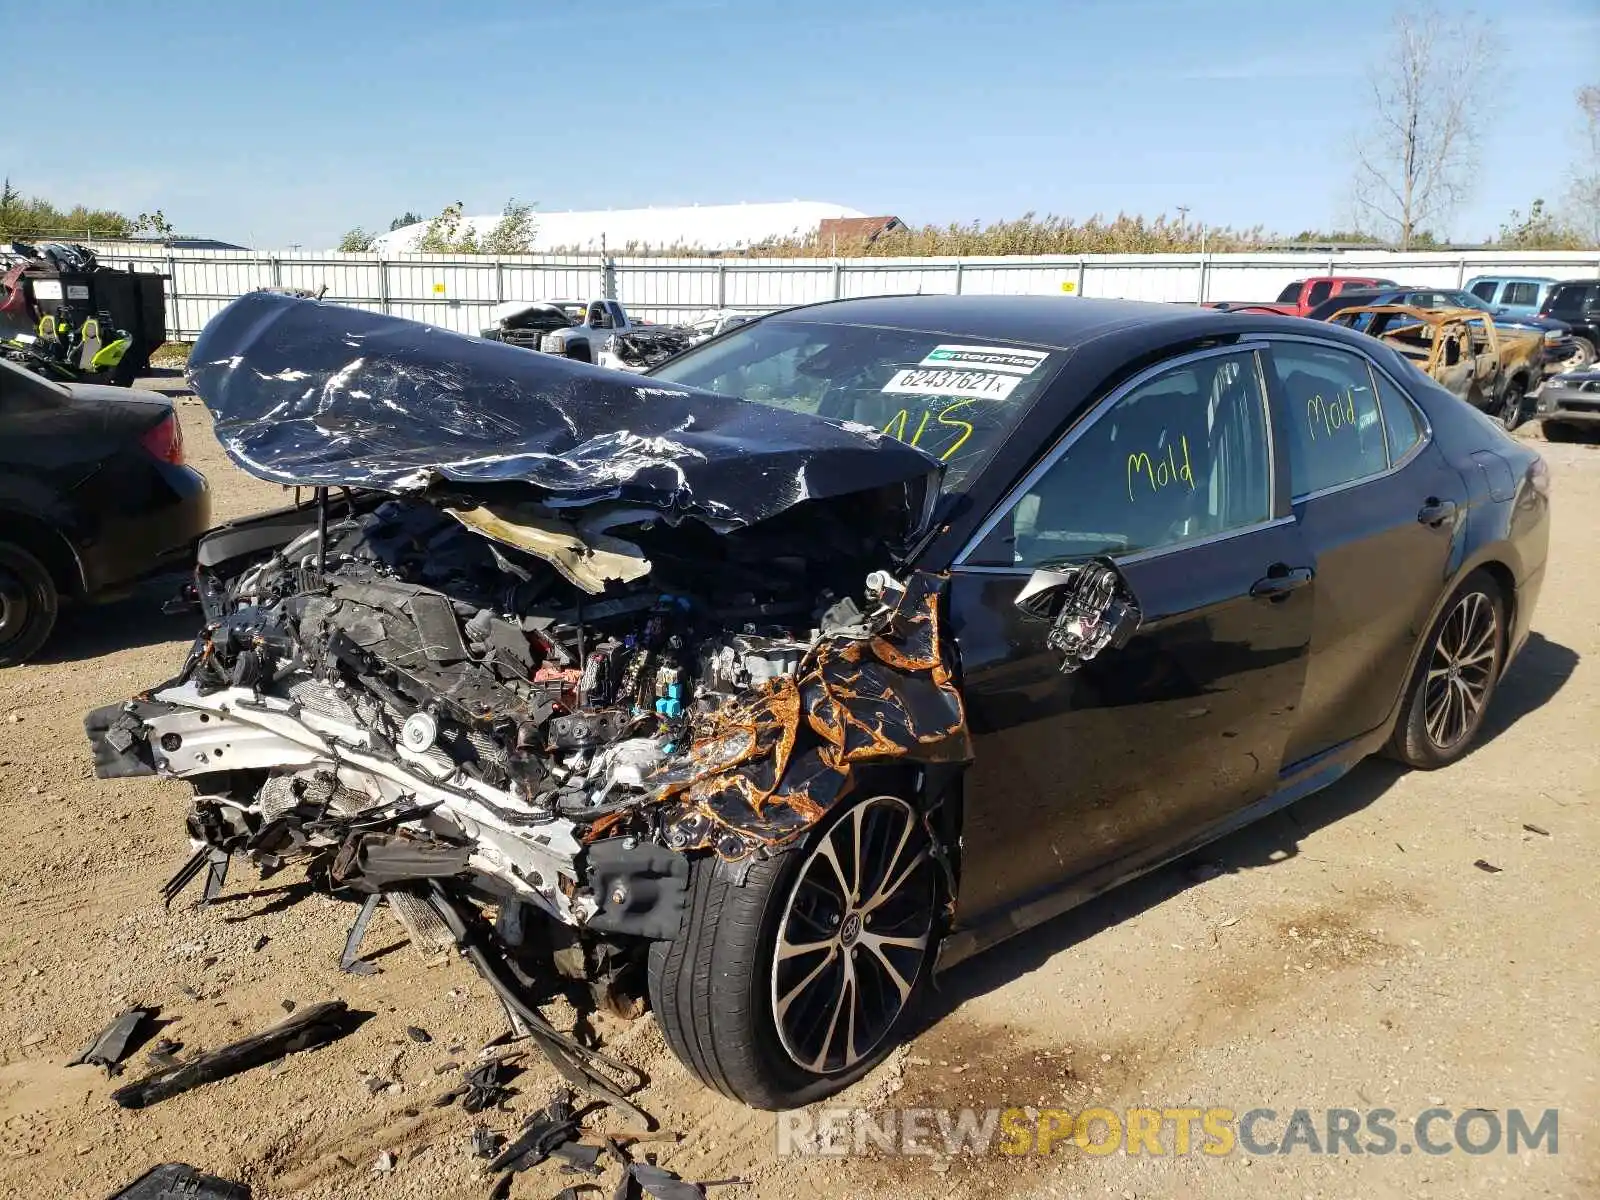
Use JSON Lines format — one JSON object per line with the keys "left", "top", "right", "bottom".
{"left": 1465, "top": 274, "right": 1558, "bottom": 284}
{"left": 767, "top": 294, "right": 1221, "bottom": 351}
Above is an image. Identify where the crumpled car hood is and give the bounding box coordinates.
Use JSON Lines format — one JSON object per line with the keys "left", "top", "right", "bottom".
{"left": 188, "top": 292, "right": 941, "bottom": 537}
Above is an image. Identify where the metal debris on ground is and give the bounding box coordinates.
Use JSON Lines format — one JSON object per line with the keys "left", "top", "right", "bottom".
{"left": 69, "top": 1007, "right": 157, "bottom": 1077}
{"left": 111, "top": 1001, "right": 364, "bottom": 1109}
{"left": 145, "top": 1039, "right": 184, "bottom": 1071}
{"left": 106, "top": 1163, "right": 251, "bottom": 1199}
{"left": 1474, "top": 859, "right": 1504, "bottom": 873}
{"left": 472, "top": 1123, "right": 502, "bottom": 1159}
{"left": 434, "top": 1057, "right": 513, "bottom": 1113}
{"left": 1523, "top": 823, "right": 1551, "bottom": 836}
{"left": 406, "top": 1025, "right": 432, "bottom": 1043}
{"left": 372, "top": 1150, "right": 396, "bottom": 1174}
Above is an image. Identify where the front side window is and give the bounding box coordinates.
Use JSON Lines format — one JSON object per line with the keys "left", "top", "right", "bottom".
{"left": 966, "top": 350, "right": 1271, "bottom": 567}
{"left": 1271, "top": 342, "right": 1389, "bottom": 497}
{"left": 651, "top": 319, "right": 1062, "bottom": 491}
{"left": 1470, "top": 280, "right": 1498, "bottom": 302}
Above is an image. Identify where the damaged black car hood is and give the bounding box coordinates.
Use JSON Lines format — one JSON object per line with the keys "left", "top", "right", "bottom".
{"left": 189, "top": 291, "right": 942, "bottom": 535}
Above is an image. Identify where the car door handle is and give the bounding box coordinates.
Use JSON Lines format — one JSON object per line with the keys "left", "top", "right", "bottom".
{"left": 1250, "top": 565, "right": 1314, "bottom": 600}
{"left": 1417, "top": 498, "right": 1458, "bottom": 527}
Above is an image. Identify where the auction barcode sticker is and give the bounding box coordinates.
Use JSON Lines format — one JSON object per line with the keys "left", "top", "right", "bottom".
{"left": 918, "top": 344, "right": 1048, "bottom": 375}
{"left": 882, "top": 367, "right": 1021, "bottom": 401}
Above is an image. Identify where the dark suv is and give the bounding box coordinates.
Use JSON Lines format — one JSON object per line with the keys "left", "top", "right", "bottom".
{"left": 1540, "top": 280, "right": 1600, "bottom": 367}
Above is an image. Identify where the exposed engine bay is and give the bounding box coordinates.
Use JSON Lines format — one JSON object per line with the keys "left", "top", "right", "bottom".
{"left": 91, "top": 492, "right": 966, "bottom": 926}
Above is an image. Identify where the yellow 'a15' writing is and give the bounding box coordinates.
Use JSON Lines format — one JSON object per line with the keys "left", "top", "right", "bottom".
{"left": 1126, "top": 434, "right": 1195, "bottom": 502}
{"left": 882, "top": 400, "right": 977, "bottom": 462}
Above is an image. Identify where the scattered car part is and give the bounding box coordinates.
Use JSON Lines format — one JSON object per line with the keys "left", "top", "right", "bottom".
{"left": 110, "top": 1001, "right": 363, "bottom": 1109}
{"left": 69, "top": 1006, "right": 158, "bottom": 1076}
{"left": 105, "top": 1164, "right": 251, "bottom": 1200}
{"left": 597, "top": 330, "right": 695, "bottom": 374}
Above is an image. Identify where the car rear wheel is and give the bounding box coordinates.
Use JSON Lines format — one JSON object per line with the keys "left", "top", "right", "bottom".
{"left": 0, "top": 541, "right": 59, "bottom": 668}
{"left": 647, "top": 783, "right": 938, "bottom": 1109}
{"left": 1387, "top": 570, "right": 1505, "bottom": 769}
{"left": 1565, "top": 336, "right": 1596, "bottom": 371}
{"left": 1496, "top": 380, "right": 1527, "bottom": 431}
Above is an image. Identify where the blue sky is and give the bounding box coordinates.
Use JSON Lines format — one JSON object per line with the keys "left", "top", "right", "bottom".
{"left": 3, "top": 0, "right": 1596, "bottom": 248}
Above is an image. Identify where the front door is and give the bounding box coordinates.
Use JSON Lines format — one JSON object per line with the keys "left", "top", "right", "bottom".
{"left": 946, "top": 345, "right": 1315, "bottom": 933}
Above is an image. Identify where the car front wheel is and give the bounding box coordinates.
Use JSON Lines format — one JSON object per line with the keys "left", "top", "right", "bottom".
{"left": 647, "top": 783, "right": 938, "bottom": 1109}
{"left": 0, "top": 541, "right": 59, "bottom": 668}
{"left": 1387, "top": 570, "right": 1506, "bottom": 768}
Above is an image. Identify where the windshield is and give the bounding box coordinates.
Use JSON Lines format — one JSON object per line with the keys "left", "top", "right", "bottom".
{"left": 650, "top": 318, "right": 1062, "bottom": 491}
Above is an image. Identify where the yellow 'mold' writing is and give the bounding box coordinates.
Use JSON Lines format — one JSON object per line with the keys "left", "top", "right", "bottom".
{"left": 1307, "top": 390, "right": 1359, "bottom": 439}
{"left": 882, "top": 400, "right": 977, "bottom": 462}
{"left": 1126, "top": 434, "right": 1195, "bottom": 502}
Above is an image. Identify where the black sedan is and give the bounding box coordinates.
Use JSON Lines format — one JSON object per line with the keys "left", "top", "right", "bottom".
{"left": 87, "top": 293, "right": 1547, "bottom": 1112}
{"left": 0, "top": 357, "right": 210, "bottom": 665}
{"left": 647, "top": 296, "right": 1549, "bottom": 1099}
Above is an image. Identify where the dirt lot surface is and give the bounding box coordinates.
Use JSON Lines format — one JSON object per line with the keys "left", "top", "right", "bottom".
{"left": 1, "top": 380, "right": 1595, "bottom": 1199}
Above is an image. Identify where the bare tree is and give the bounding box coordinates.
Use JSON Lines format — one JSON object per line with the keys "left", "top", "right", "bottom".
{"left": 1566, "top": 85, "right": 1600, "bottom": 245}
{"left": 1352, "top": 7, "right": 1494, "bottom": 248}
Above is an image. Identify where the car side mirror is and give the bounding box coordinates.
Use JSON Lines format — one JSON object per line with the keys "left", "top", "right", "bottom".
{"left": 1014, "top": 560, "right": 1142, "bottom": 673}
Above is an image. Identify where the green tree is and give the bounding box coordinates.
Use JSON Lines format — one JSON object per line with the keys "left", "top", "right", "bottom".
{"left": 1496, "top": 198, "right": 1583, "bottom": 249}
{"left": 416, "top": 202, "right": 479, "bottom": 253}
{"left": 480, "top": 199, "right": 536, "bottom": 254}
{"left": 389, "top": 211, "right": 424, "bottom": 232}
{"left": 0, "top": 177, "right": 132, "bottom": 240}
{"left": 337, "top": 227, "right": 375, "bottom": 252}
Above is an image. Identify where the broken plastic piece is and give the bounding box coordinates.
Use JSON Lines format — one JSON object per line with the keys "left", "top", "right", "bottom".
{"left": 488, "top": 1091, "right": 583, "bottom": 1173}
{"left": 111, "top": 1001, "right": 365, "bottom": 1109}
{"left": 69, "top": 1006, "right": 157, "bottom": 1076}
{"left": 106, "top": 1164, "right": 251, "bottom": 1199}
{"left": 340, "top": 894, "right": 383, "bottom": 974}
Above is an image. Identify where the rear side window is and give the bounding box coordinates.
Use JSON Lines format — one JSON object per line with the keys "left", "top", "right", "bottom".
{"left": 1270, "top": 343, "right": 1389, "bottom": 497}
{"left": 1503, "top": 282, "right": 1539, "bottom": 307}
{"left": 1545, "top": 283, "right": 1596, "bottom": 315}
{"left": 1470, "top": 280, "right": 1498, "bottom": 302}
{"left": 1276, "top": 282, "right": 1302, "bottom": 303}
{"left": 1373, "top": 371, "right": 1424, "bottom": 463}
{"left": 1306, "top": 280, "right": 1333, "bottom": 306}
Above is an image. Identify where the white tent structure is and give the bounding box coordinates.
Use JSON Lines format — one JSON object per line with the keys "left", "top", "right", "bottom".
{"left": 370, "top": 201, "right": 868, "bottom": 254}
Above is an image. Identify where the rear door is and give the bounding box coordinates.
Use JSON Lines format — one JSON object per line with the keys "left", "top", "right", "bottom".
{"left": 1264, "top": 337, "right": 1463, "bottom": 765}
{"left": 947, "top": 344, "right": 1315, "bottom": 927}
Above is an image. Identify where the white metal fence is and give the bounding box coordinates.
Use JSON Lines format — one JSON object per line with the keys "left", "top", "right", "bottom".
{"left": 82, "top": 241, "right": 1600, "bottom": 343}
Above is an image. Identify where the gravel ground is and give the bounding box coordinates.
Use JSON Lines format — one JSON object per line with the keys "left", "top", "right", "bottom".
{"left": 0, "top": 380, "right": 1595, "bottom": 1199}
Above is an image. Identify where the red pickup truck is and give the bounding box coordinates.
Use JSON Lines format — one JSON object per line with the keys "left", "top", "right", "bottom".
{"left": 1208, "top": 275, "right": 1399, "bottom": 318}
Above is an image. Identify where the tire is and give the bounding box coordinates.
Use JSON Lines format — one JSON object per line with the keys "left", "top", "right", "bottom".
{"left": 648, "top": 781, "right": 939, "bottom": 1109}
{"left": 0, "top": 541, "right": 59, "bottom": 668}
{"left": 1386, "top": 569, "right": 1506, "bottom": 769}
{"left": 1542, "top": 421, "right": 1583, "bottom": 443}
{"left": 564, "top": 343, "right": 592, "bottom": 364}
{"left": 1566, "top": 336, "right": 1596, "bottom": 371}
{"left": 1496, "top": 378, "right": 1527, "bottom": 432}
